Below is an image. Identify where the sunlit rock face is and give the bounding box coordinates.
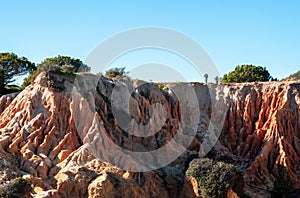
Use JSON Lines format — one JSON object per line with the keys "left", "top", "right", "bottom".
{"left": 218, "top": 82, "right": 300, "bottom": 197}
{"left": 0, "top": 72, "right": 299, "bottom": 197}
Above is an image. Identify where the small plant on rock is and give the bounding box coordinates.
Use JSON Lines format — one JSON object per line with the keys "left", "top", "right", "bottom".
{"left": 0, "top": 177, "right": 32, "bottom": 198}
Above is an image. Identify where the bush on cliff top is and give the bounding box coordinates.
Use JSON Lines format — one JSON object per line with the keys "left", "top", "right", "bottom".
{"left": 21, "top": 55, "right": 90, "bottom": 88}
{"left": 39, "top": 55, "right": 90, "bottom": 73}
{"left": 105, "top": 67, "right": 130, "bottom": 80}
{"left": 221, "top": 65, "right": 276, "bottom": 83}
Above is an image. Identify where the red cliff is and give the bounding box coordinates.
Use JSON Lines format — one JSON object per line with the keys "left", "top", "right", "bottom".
{"left": 0, "top": 73, "right": 299, "bottom": 197}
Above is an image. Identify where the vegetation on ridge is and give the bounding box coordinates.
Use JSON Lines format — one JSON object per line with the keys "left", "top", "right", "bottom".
{"left": 221, "top": 65, "right": 277, "bottom": 83}
{"left": 21, "top": 55, "right": 91, "bottom": 88}
{"left": 105, "top": 67, "right": 130, "bottom": 80}
{"left": 2, "top": 51, "right": 299, "bottom": 96}
{"left": 39, "top": 55, "right": 90, "bottom": 73}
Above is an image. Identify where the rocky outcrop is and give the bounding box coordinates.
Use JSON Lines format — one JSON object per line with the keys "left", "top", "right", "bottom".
{"left": 0, "top": 74, "right": 82, "bottom": 193}
{"left": 0, "top": 72, "right": 299, "bottom": 197}
{"left": 219, "top": 82, "right": 300, "bottom": 197}
{"left": 0, "top": 92, "right": 18, "bottom": 114}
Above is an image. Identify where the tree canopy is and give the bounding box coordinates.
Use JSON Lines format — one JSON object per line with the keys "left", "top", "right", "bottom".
{"left": 39, "top": 55, "right": 90, "bottom": 72}
{"left": 0, "top": 52, "right": 35, "bottom": 94}
{"left": 22, "top": 55, "right": 91, "bottom": 88}
{"left": 221, "top": 65, "right": 273, "bottom": 83}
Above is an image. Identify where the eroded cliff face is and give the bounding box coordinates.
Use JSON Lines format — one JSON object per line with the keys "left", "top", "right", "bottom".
{"left": 219, "top": 82, "right": 300, "bottom": 197}
{"left": 0, "top": 72, "right": 299, "bottom": 197}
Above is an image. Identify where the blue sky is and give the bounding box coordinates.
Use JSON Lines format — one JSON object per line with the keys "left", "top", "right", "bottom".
{"left": 1, "top": 1, "right": 300, "bottom": 82}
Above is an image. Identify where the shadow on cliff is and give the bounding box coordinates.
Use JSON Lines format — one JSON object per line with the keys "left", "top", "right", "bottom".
{"left": 271, "top": 165, "right": 298, "bottom": 198}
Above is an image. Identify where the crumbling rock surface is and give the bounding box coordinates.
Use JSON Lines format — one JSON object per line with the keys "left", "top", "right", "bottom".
{"left": 0, "top": 73, "right": 299, "bottom": 197}
{"left": 0, "top": 92, "right": 18, "bottom": 115}
{"left": 219, "top": 82, "right": 300, "bottom": 197}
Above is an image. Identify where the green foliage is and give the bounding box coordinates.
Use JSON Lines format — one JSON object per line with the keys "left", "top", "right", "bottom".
{"left": 0, "top": 52, "right": 35, "bottom": 94}
{"left": 22, "top": 55, "right": 87, "bottom": 88}
{"left": 21, "top": 76, "right": 32, "bottom": 89}
{"left": 39, "top": 55, "right": 90, "bottom": 72}
{"left": 37, "top": 64, "right": 62, "bottom": 74}
{"left": 61, "top": 65, "right": 75, "bottom": 73}
{"left": 186, "top": 158, "right": 242, "bottom": 198}
{"left": 4, "top": 85, "right": 22, "bottom": 94}
{"left": 221, "top": 65, "right": 272, "bottom": 83}
{"left": 105, "top": 67, "right": 129, "bottom": 80}
{"left": 0, "top": 177, "right": 32, "bottom": 198}
{"left": 21, "top": 70, "right": 37, "bottom": 89}
{"left": 157, "top": 83, "right": 165, "bottom": 91}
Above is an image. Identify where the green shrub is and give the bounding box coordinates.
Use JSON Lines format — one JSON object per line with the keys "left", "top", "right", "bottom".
{"left": 21, "top": 55, "right": 89, "bottom": 89}
{"left": 39, "top": 55, "right": 90, "bottom": 72}
{"left": 157, "top": 83, "right": 165, "bottom": 91}
{"left": 4, "top": 85, "right": 22, "bottom": 94}
{"left": 0, "top": 177, "right": 32, "bottom": 198}
{"left": 105, "top": 67, "right": 130, "bottom": 80}
{"left": 38, "top": 64, "right": 62, "bottom": 74}
{"left": 21, "top": 70, "right": 38, "bottom": 89}
{"left": 186, "top": 158, "right": 243, "bottom": 198}
{"left": 221, "top": 65, "right": 272, "bottom": 83}
{"left": 61, "top": 65, "right": 75, "bottom": 73}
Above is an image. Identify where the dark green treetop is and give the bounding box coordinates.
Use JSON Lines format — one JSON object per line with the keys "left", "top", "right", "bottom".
{"left": 0, "top": 52, "right": 35, "bottom": 94}
{"left": 221, "top": 65, "right": 274, "bottom": 83}
{"left": 39, "top": 55, "right": 90, "bottom": 72}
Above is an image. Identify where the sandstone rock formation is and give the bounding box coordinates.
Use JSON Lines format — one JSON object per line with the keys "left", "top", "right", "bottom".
{"left": 219, "top": 82, "right": 300, "bottom": 197}
{"left": 0, "top": 72, "right": 299, "bottom": 197}
{"left": 0, "top": 92, "right": 18, "bottom": 115}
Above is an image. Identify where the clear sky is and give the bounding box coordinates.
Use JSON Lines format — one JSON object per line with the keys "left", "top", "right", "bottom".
{"left": 1, "top": 1, "right": 300, "bottom": 82}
